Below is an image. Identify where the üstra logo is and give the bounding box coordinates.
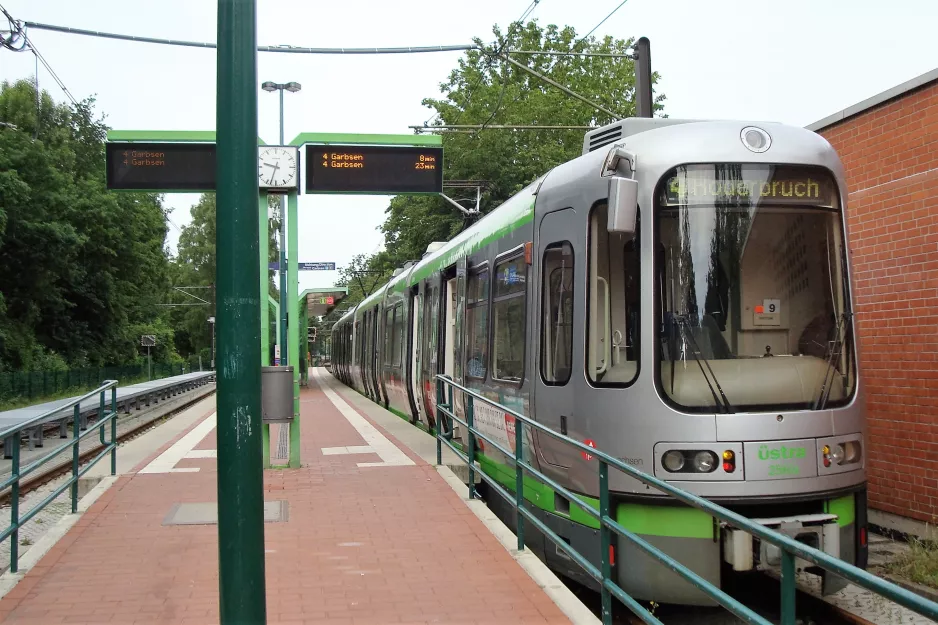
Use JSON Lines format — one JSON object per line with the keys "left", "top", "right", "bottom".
{"left": 758, "top": 444, "right": 806, "bottom": 461}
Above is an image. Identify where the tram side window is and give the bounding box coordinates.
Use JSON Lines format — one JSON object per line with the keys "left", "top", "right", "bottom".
{"left": 384, "top": 308, "right": 394, "bottom": 366}
{"left": 492, "top": 255, "right": 527, "bottom": 383}
{"left": 392, "top": 303, "right": 404, "bottom": 368}
{"left": 541, "top": 242, "right": 574, "bottom": 385}
{"left": 587, "top": 201, "right": 640, "bottom": 385}
{"left": 355, "top": 321, "right": 362, "bottom": 365}
{"left": 465, "top": 268, "right": 489, "bottom": 379}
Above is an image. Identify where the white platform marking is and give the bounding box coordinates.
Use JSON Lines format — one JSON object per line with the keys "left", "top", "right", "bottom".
{"left": 321, "top": 445, "right": 375, "bottom": 456}
{"left": 138, "top": 412, "right": 217, "bottom": 474}
{"left": 185, "top": 449, "right": 218, "bottom": 459}
{"left": 312, "top": 369, "right": 414, "bottom": 467}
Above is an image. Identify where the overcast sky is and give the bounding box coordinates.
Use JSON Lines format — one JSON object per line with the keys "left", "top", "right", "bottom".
{"left": 2, "top": 0, "right": 936, "bottom": 293}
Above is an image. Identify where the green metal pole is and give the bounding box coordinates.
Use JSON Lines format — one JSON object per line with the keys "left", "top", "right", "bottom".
{"left": 599, "top": 462, "right": 612, "bottom": 625}
{"left": 288, "top": 192, "right": 301, "bottom": 468}
{"left": 10, "top": 437, "right": 19, "bottom": 573}
{"left": 259, "top": 194, "right": 270, "bottom": 367}
{"left": 215, "top": 1, "right": 267, "bottom": 623}
{"left": 435, "top": 379, "right": 442, "bottom": 465}
{"left": 111, "top": 387, "right": 117, "bottom": 475}
{"left": 268, "top": 296, "right": 281, "bottom": 361}
{"left": 514, "top": 416, "right": 524, "bottom": 551}
{"left": 71, "top": 404, "right": 79, "bottom": 513}
{"left": 780, "top": 550, "right": 796, "bottom": 625}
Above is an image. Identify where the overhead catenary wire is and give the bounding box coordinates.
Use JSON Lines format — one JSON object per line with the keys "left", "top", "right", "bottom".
{"left": 0, "top": 6, "right": 79, "bottom": 106}
{"left": 579, "top": 0, "right": 630, "bottom": 42}
{"left": 23, "top": 21, "right": 476, "bottom": 55}
{"left": 452, "top": 0, "right": 541, "bottom": 128}
{"left": 24, "top": 34, "right": 78, "bottom": 106}
{"left": 12, "top": 9, "right": 622, "bottom": 123}
{"left": 0, "top": 3, "right": 26, "bottom": 51}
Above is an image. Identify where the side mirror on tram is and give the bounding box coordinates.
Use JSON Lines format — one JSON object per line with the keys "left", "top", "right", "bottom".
{"left": 608, "top": 176, "right": 638, "bottom": 234}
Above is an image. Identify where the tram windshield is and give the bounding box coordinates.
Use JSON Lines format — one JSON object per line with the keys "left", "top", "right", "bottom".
{"left": 655, "top": 164, "right": 855, "bottom": 413}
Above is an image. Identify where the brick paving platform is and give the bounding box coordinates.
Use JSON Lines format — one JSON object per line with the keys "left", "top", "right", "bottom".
{"left": 0, "top": 369, "right": 574, "bottom": 625}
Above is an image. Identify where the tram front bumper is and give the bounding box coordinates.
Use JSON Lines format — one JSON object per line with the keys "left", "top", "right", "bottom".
{"left": 722, "top": 512, "right": 840, "bottom": 572}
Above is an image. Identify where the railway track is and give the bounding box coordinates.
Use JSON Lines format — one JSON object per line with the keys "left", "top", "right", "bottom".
{"left": 564, "top": 568, "right": 880, "bottom": 625}
{"left": 0, "top": 385, "right": 216, "bottom": 504}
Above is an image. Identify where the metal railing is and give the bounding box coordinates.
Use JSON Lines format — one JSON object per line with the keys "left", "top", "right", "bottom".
{"left": 0, "top": 363, "right": 185, "bottom": 404}
{"left": 434, "top": 375, "right": 938, "bottom": 625}
{"left": 0, "top": 380, "right": 119, "bottom": 574}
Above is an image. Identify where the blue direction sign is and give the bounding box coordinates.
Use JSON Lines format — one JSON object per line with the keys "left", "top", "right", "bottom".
{"left": 299, "top": 262, "right": 336, "bottom": 271}
{"left": 268, "top": 262, "right": 279, "bottom": 270}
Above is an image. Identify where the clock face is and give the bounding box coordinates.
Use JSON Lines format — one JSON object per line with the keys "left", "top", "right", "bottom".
{"left": 258, "top": 146, "right": 298, "bottom": 189}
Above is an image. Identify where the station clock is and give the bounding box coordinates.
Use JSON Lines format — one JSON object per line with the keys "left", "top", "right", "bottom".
{"left": 258, "top": 145, "right": 299, "bottom": 191}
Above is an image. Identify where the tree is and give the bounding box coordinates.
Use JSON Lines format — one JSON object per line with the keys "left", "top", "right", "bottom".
{"left": 167, "top": 193, "right": 281, "bottom": 358}
{"left": 0, "top": 78, "right": 173, "bottom": 370}
{"left": 376, "top": 20, "right": 665, "bottom": 270}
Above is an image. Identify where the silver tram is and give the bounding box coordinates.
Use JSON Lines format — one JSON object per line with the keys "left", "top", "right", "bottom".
{"left": 330, "top": 118, "right": 866, "bottom": 605}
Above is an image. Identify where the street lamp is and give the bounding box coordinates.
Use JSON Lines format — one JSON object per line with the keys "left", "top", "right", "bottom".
{"left": 261, "top": 80, "right": 302, "bottom": 365}
{"left": 208, "top": 316, "right": 216, "bottom": 370}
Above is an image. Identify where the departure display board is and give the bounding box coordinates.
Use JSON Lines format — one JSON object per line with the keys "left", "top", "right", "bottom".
{"left": 106, "top": 142, "right": 216, "bottom": 191}
{"left": 305, "top": 145, "right": 443, "bottom": 194}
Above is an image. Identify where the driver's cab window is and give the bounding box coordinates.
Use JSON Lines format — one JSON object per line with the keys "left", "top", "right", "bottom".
{"left": 587, "top": 202, "right": 640, "bottom": 385}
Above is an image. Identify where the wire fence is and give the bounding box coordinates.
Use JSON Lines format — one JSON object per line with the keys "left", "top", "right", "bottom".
{"left": 0, "top": 363, "right": 187, "bottom": 405}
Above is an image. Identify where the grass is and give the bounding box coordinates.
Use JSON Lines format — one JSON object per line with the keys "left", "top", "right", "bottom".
{"left": 883, "top": 537, "right": 938, "bottom": 589}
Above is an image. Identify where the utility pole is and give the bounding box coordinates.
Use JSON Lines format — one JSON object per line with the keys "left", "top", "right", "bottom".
{"left": 215, "top": 0, "right": 266, "bottom": 623}
{"left": 261, "top": 80, "right": 301, "bottom": 365}
{"left": 634, "top": 36, "right": 653, "bottom": 118}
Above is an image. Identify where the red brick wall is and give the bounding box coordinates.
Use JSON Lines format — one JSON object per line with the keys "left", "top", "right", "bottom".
{"left": 816, "top": 81, "right": 938, "bottom": 524}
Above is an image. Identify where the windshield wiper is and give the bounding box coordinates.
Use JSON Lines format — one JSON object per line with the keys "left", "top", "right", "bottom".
{"left": 672, "top": 314, "right": 734, "bottom": 414}
{"left": 814, "top": 310, "right": 853, "bottom": 411}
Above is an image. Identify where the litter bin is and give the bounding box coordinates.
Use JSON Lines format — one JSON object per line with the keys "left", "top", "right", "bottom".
{"left": 261, "top": 365, "right": 294, "bottom": 423}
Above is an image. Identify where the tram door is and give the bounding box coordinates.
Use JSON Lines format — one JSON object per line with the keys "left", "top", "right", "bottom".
{"left": 534, "top": 208, "right": 578, "bottom": 470}
{"left": 407, "top": 287, "right": 422, "bottom": 424}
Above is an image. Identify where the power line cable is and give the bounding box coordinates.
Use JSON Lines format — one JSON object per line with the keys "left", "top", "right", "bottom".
{"left": 25, "top": 34, "right": 78, "bottom": 106}
{"left": 579, "top": 0, "right": 630, "bottom": 42}
{"left": 0, "top": 4, "right": 26, "bottom": 51}
{"left": 453, "top": 0, "right": 541, "bottom": 127}
{"left": 23, "top": 21, "right": 475, "bottom": 55}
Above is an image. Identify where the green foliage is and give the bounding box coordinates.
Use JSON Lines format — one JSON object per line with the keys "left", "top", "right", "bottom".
{"left": 167, "top": 192, "right": 280, "bottom": 358}
{"left": 359, "top": 19, "right": 664, "bottom": 276}
{"left": 0, "top": 78, "right": 173, "bottom": 371}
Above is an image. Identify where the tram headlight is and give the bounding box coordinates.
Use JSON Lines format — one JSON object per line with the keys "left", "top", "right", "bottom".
{"left": 821, "top": 439, "right": 862, "bottom": 469}
{"left": 693, "top": 451, "right": 718, "bottom": 473}
{"left": 843, "top": 440, "right": 862, "bottom": 464}
{"left": 830, "top": 444, "right": 845, "bottom": 465}
{"left": 662, "top": 450, "right": 685, "bottom": 472}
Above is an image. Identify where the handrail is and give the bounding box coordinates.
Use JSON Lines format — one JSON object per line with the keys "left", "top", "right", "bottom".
{"left": 434, "top": 375, "right": 938, "bottom": 625}
{"left": 1, "top": 380, "right": 120, "bottom": 575}
{"left": 0, "top": 380, "right": 122, "bottom": 440}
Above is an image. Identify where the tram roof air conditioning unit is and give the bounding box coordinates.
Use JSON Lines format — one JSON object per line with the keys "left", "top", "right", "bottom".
{"left": 391, "top": 268, "right": 404, "bottom": 277}
{"left": 581, "top": 118, "right": 698, "bottom": 155}
{"left": 423, "top": 242, "right": 447, "bottom": 257}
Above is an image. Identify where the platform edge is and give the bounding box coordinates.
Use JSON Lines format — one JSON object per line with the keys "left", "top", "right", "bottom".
{"left": 0, "top": 475, "right": 119, "bottom": 600}
{"left": 436, "top": 464, "right": 601, "bottom": 625}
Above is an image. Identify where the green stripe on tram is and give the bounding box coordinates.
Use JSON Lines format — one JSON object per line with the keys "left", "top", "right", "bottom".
{"left": 474, "top": 453, "right": 714, "bottom": 537}
{"left": 826, "top": 493, "right": 856, "bottom": 527}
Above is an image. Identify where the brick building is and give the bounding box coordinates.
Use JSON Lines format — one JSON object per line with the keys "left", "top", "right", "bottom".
{"left": 808, "top": 68, "right": 938, "bottom": 535}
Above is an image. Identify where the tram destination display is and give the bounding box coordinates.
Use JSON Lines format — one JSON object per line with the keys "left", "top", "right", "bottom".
{"left": 106, "top": 142, "right": 216, "bottom": 191}
{"left": 305, "top": 145, "right": 443, "bottom": 194}
{"left": 661, "top": 165, "right": 837, "bottom": 208}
